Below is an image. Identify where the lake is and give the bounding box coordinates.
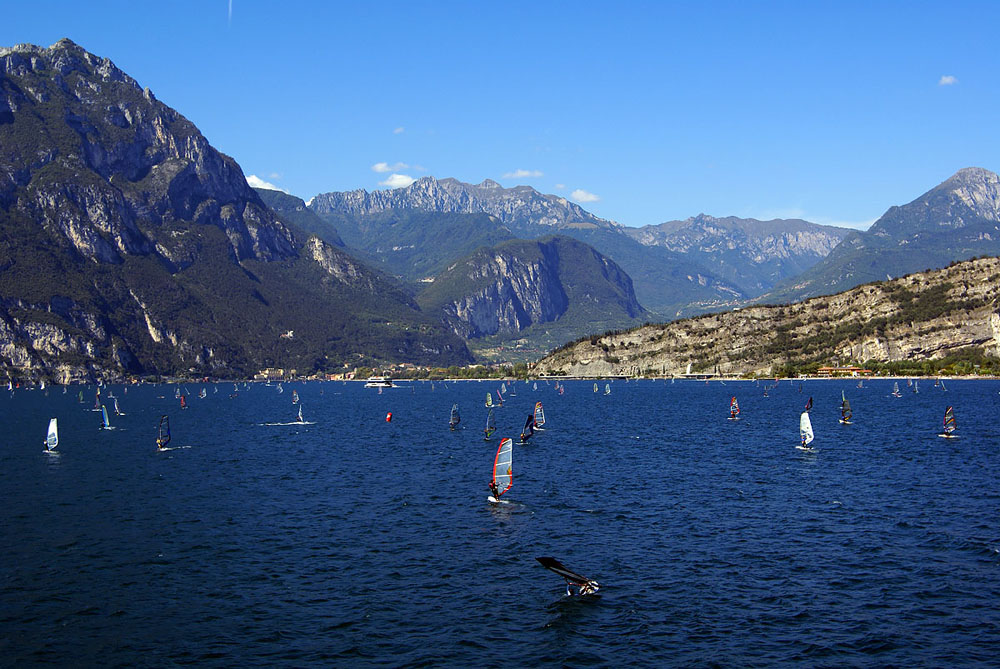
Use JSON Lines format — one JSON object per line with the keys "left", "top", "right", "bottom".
{"left": 2, "top": 378, "right": 999, "bottom": 666}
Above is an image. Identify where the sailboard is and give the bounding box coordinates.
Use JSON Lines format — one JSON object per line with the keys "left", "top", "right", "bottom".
{"left": 593, "top": 382, "right": 598, "bottom": 393}
{"left": 487, "top": 437, "right": 513, "bottom": 503}
{"left": 533, "top": 402, "right": 546, "bottom": 430}
{"left": 495, "top": 389, "right": 504, "bottom": 407}
{"left": 500, "top": 382, "right": 507, "bottom": 394}
{"left": 180, "top": 394, "right": 188, "bottom": 409}
{"left": 728, "top": 396, "right": 740, "bottom": 420}
{"left": 199, "top": 387, "right": 207, "bottom": 399}
{"left": 296, "top": 404, "right": 304, "bottom": 423}
{"left": 43, "top": 418, "right": 59, "bottom": 453}
{"left": 891, "top": 382, "right": 902, "bottom": 397}
{"left": 156, "top": 415, "right": 171, "bottom": 450}
{"left": 519, "top": 413, "right": 535, "bottom": 443}
{"left": 485, "top": 393, "right": 493, "bottom": 408}
{"left": 113, "top": 397, "right": 125, "bottom": 416}
{"left": 839, "top": 391, "right": 852, "bottom": 424}
{"left": 92, "top": 389, "right": 102, "bottom": 411}
{"left": 604, "top": 383, "right": 611, "bottom": 395}
{"left": 100, "top": 405, "right": 113, "bottom": 430}
{"left": 535, "top": 557, "right": 600, "bottom": 596}
{"left": 938, "top": 405, "right": 957, "bottom": 438}
{"left": 291, "top": 390, "right": 299, "bottom": 404}
{"left": 449, "top": 404, "right": 461, "bottom": 430}
{"left": 798, "top": 411, "right": 814, "bottom": 449}
{"left": 484, "top": 407, "right": 496, "bottom": 441}
{"left": 533, "top": 382, "right": 537, "bottom": 391}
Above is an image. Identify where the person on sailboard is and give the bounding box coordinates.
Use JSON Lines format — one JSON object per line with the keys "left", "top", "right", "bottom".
{"left": 489, "top": 480, "right": 501, "bottom": 500}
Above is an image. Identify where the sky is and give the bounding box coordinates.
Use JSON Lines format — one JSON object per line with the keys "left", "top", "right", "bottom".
{"left": 3, "top": 1, "right": 998, "bottom": 230}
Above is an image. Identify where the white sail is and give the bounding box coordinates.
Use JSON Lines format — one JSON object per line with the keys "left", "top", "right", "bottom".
{"left": 799, "top": 411, "right": 814, "bottom": 445}
{"left": 491, "top": 437, "right": 514, "bottom": 499}
{"left": 45, "top": 418, "right": 58, "bottom": 450}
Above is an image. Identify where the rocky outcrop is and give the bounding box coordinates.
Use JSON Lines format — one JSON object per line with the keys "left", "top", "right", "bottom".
{"left": 309, "top": 176, "right": 617, "bottom": 235}
{"left": 534, "top": 256, "right": 1000, "bottom": 377}
{"left": 419, "top": 236, "right": 645, "bottom": 339}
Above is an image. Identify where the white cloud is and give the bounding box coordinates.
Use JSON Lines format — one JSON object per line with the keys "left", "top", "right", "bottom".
{"left": 502, "top": 169, "right": 544, "bottom": 179}
{"left": 554, "top": 183, "right": 565, "bottom": 190}
{"left": 246, "top": 174, "right": 287, "bottom": 193}
{"left": 379, "top": 173, "right": 416, "bottom": 188}
{"left": 393, "top": 126, "right": 405, "bottom": 134}
{"left": 570, "top": 188, "right": 600, "bottom": 203}
{"left": 372, "top": 161, "right": 409, "bottom": 173}
{"left": 939, "top": 75, "right": 958, "bottom": 86}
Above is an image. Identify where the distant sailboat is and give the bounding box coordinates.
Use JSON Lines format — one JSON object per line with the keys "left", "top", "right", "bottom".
{"left": 156, "top": 415, "right": 171, "bottom": 450}
{"left": 295, "top": 404, "right": 304, "bottom": 424}
{"left": 113, "top": 397, "right": 125, "bottom": 416}
{"left": 938, "top": 406, "right": 957, "bottom": 438}
{"left": 495, "top": 390, "right": 504, "bottom": 407}
{"left": 604, "top": 383, "right": 611, "bottom": 395}
{"left": 519, "top": 413, "right": 535, "bottom": 443}
{"left": 804, "top": 396, "right": 813, "bottom": 412}
{"left": 593, "top": 382, "right": 598, "bottom": 393}
{"left": 798, "top": 411, "right": 814, "bottom": 449}
{"left": 485, "top": 393, "right": 493, "bottom": 408}
{"left": 93, "top": 389, "right": 102, "bottom": 411}
{"left": 487, "top": 437, "right": 513, "bottom": 503}
{"left": 100, "top": 405, "right": 113, "bottom": 430}
{"left": 500, "top": 382, "right": 507, "bottom": 394}
{"left": 291, "top": 390, "right": 299, "bottom": 404}
{"left": 180, "top": 394, "right": 187, "bottom": 409}
{"left": 839, "top": 391, "right": 852, "bottom": 424}
{"left": 532, "top": 382, "right": 537, "bottom": 391}
{"left": 728, "top": 396, "right": 740, "bottom": 420}
{"left": 449, "top": 404, "right": 461, "bottom": 430}
{"left": 484, "top": 407, "right": 496, "bottom": 441}
{"left": 913, "top": 379, "right": 919, "bottom": 394}
{"left": 199, "top": 387, "right": 207, "bottom": 399}
{"left": 891, "top": 382, "right": 902, "bottom": 397}
{"left": 43, "top": 418, "right": 58, "bottom": 453}
{"left": 533, "top": 402, "right": 546, "bottom": 430}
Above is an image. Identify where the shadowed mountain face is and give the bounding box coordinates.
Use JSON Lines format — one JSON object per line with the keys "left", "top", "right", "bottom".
{"left": 766, "top": 168, "right": 1000, "bottom": 303}
{"left": 0, "top": 39, "right": 471, "bottom": 381}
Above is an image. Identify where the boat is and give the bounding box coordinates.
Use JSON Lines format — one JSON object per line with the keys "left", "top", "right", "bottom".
{"left": 839, "top": 391, "right": 852, "bottom": 424}
{"left": 604, "top": 383, "right": 611, "bottom": 395}
{"left": 728, "top": 396, "right": 740, "bottom": 420}
{"left": 519, "top": 413, "right": 535, "bottom": 443}
{"left": 156, "top": 415, "right": 171, "bottom": 450}
{"left": 113, "top": 397, "right": 125, "bottom": 416}
{"left": 484, "top": 407, "right": 496, "bottom": 441}
{"left": 43, "top": 418, "right": 58, "bottom": 453}
{"left": 485, "top": 393, "right": 493, "bottom": 408}
{"left": 533, "top": 402, "right": 546, "bottom": 430}
{"left": 291, "top": 390, "right": 299, "bottom": 404}
{"left": 891, "top": 382, "right": 902, "bottom": 397}
{"left": 938, "top": 406, "right": 957, "bottom": 438}
{"left": 593, "top": 383, "right": 598, "bottom": 393}
{"left": 449, "top": 404, "right": 461, "bottom": 430}
{"left": 365, "top": 376, "right": 394, "bottom": 388}
{"left": 488, "top": 437, "right": 513, "bottom": 503}
{"left": 100, "top": 405, "right": 113, "bottom": 430}
{"left": 798, "top": 411, "right": 814, "bottom": 449}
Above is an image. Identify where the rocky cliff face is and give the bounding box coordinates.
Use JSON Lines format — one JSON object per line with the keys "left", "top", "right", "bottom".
{"left": 309, "top": 176, "right": 617, "bottom": 235}
{"left": 0, "top": 39, "right": 471, "bottom": 381}
{"left": 534, "top": 256, "right": 1000, "bottom": 377}
{"left": 418, "top": 236, "right": 645, "bottom": 340}
{"left": 767, "top": 168, "right": 1000, "bottom": 302}
{"left": 624, "top": 214, "right": 851, "bottom": 294}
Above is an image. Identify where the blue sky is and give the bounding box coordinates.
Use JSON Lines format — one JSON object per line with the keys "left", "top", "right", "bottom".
{"left": 3, "top": 1, "right": 998, "bottom": 229}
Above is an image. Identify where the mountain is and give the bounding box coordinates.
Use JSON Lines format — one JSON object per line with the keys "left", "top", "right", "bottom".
{"left": 0, "top": 39, "right": 471, "bottom": 381}
{"left": 310, "top": 208, "right": 517, "bottom": 282}
{"left": 253, "top": 187, "right": 344, "bottom": 248}
{"left": 623, "top": 214, "right": 851, "bottom": 295}
{"left": 309, "top": 176, "right": 617, "bottom": 237}
{"left": 534, "top": 256, "right": 1000, "bottom": 378}
{"left": 417, "top": 235, "right": 646, "bottom": 354}
{"left": 766, "top": 168, "right": 1000, "bottom": 303}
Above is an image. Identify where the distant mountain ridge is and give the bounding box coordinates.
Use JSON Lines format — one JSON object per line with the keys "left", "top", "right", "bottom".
{"left": 767, "top": 167, "right": 1000, "bottom": 303}
{"left": 309, "top": 176, "right": 618, "bottom": 237}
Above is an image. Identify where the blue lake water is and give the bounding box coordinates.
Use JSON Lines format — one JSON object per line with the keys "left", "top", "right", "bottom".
{"left": 2, "top": 378, "right": 999, "bottom": 666}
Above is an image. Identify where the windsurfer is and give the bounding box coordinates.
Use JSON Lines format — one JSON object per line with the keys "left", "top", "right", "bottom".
{"left": 489, "top": 480, "right": 501, "bottom": 500}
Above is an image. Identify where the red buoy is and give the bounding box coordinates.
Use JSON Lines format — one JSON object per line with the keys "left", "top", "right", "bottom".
{"left": 386, "top": 412, "right": 393, "bottom": 422}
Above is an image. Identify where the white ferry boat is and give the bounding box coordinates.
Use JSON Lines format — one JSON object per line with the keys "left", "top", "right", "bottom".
{"left": 364, "top": 376, "right": 394, "bottom": 388}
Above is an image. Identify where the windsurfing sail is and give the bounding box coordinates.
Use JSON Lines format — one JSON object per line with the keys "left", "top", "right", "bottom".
{"left": 77, "top": 390, "right": 84, "bottom": 403}
{"left": 484, "top": 407, "right": 496, "bottom": 440}
{"left": 175, "top": 387, "right": 181, "bottom": 399}
{"left": 534, "top": 401, "right": 546, "bottom": 428}
{"left": 532, "top": 382, "right": 537, "bottom": 391}
{"left": 44, "top": 418, "right": 58, "bottom": 451}
{"left": 156, "top": 415, "right": 171, "bottom": 449}
{"left": 729, "top": 396, "right": 740, "bottom": 419}
{"left": 799, "top": 411, "right": 814, "bottom": 446}
{"left": 180, "top": 394, "right": 187, "bottom": 409}
{"left": 485, "top": 393, "right": 493, "bottom": 408}
{"left": 495, "top": 389, "right": 504, "bottom": 407}
{"left": 604, "top": 383, "right": 611, "bottom": 395}
{"left": 100, "top": 405, "right": 111, "bottom": 429}
{"left": 199, "top": 387, "right": 207, "bottom": 399}
{"left": 94, "top": 389, "right": 101, "bottom": 409}
{"left": 500, "top": 382, "right": 507, "bottom": 394}
{"left": 942, "top": 406, "right": 956, "bottom": 435}
{"left": 297, "top": 404, "right": 304, "bottom": 423}
{"left": 891, "top": 382, "right": 901, "bottom": 397}
{"left": 489, "top": 437, "right": 513, "bottom": 501}
{"left": 804, "top": 396, "right": 813, "bottom": 412}
{"left": 113, "top": 397, "right": 123, "bottom": 415}
{"left": 292, "top": 390, "right": 299, "bottom": 404}
{"left": 520, "top": 413, "right": 535, "bottom": 442}
{"left": 449, "top": 404, "right": 461, "bottom": 430}
{"left": 840, "top": 391, "right": 852, "bottom": 422}
{"left": 593, "top": 382, "right": 598, "bottom": 393}
{"left": 535, "top": 557, "right": 600, "bottom": 595}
